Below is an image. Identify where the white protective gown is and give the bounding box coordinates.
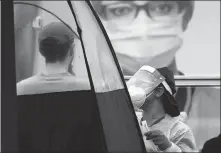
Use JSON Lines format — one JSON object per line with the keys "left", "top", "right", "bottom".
{"left": 137, "top": 112, "right": 198, "bottom": 152}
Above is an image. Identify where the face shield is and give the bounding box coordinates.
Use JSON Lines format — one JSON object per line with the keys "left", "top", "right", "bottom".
{"left": 92, "top": 1, "right": 189, "bottom": 75}
{"left": 127, "top": 65, "right": 165, "bottom": 109}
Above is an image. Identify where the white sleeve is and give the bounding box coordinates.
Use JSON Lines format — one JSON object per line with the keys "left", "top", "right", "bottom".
{"left": 163, "top": 142, "right": 182, "bottom": 152}
{"left": 168, "top": 121, "right": 198, "bottom": 152}
{"left": 170, "top": 128, "right": 198, "bottom": 152}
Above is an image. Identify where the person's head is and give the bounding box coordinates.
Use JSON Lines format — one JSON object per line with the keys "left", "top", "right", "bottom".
{"left": 92, "top": 1, "right": 195, "bottom": 75}
{"left": 38, "top": 22, "right": 78, "bottom": 66}
{"left": 128, "top": 65, "right": 180, "bottom": 117}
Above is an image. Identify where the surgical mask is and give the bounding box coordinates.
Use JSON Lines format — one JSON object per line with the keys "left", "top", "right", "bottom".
{"left": 128, "top": 86, "right": 147, "bottom": 109}
{"left": 102, "top": 8, "right": 185, "bottom": 75}
{"left": 129, "top": 86, "right": 156, "bottom": 109}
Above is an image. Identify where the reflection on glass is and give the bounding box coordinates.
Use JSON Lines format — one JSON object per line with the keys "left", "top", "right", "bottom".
{"left": 14, "top": 3, "right": 90, "bottom": 95}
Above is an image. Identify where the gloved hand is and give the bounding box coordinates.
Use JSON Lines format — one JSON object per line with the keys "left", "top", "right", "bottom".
{"left": 145, "top": 130, "right": 172, "bottom": 151}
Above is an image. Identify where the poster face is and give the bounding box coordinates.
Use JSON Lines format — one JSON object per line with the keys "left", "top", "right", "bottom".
{"left": 92, "top": 1, "right": 220, "bottom": 76}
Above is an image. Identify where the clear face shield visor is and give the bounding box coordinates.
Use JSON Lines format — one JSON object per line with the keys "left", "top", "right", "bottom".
{"left": 127, "top": 66, "right": 166, "bottom": 109}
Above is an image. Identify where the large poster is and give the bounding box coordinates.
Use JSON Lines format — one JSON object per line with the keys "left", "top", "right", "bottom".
{"left": 92, "top": 1, "right": 220, "bottom": 76}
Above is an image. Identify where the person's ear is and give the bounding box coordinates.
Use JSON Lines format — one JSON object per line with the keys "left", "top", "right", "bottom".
{"left": 155, "top": 87, "right": 164, "bottom": 98}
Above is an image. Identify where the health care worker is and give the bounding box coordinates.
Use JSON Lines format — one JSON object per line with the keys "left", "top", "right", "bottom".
{"left": 127, "top": 66, "right": 198, "bottom": 152}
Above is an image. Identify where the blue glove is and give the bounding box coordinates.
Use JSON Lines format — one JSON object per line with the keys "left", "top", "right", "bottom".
{"left": 145, "top": 130, "right": 172, "bottom": 151}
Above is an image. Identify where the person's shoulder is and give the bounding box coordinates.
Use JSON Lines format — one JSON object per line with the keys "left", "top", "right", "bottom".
{"left": 16, "top": 76, "right": 39, "bottom": 95}
{"left": 169, "top": 114, "right": 191, "bottom": 134}
{"left": 65, "top": 76, "right": 91, "bottom": 90}
{"left": 174, "top": 116, "right": 190, "bottom": 129}
{"left": 168, "top": 115, "right": 195, "bottom": 144}
{"left": 17, "top": 76, "right": 38, "bottom": 87}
